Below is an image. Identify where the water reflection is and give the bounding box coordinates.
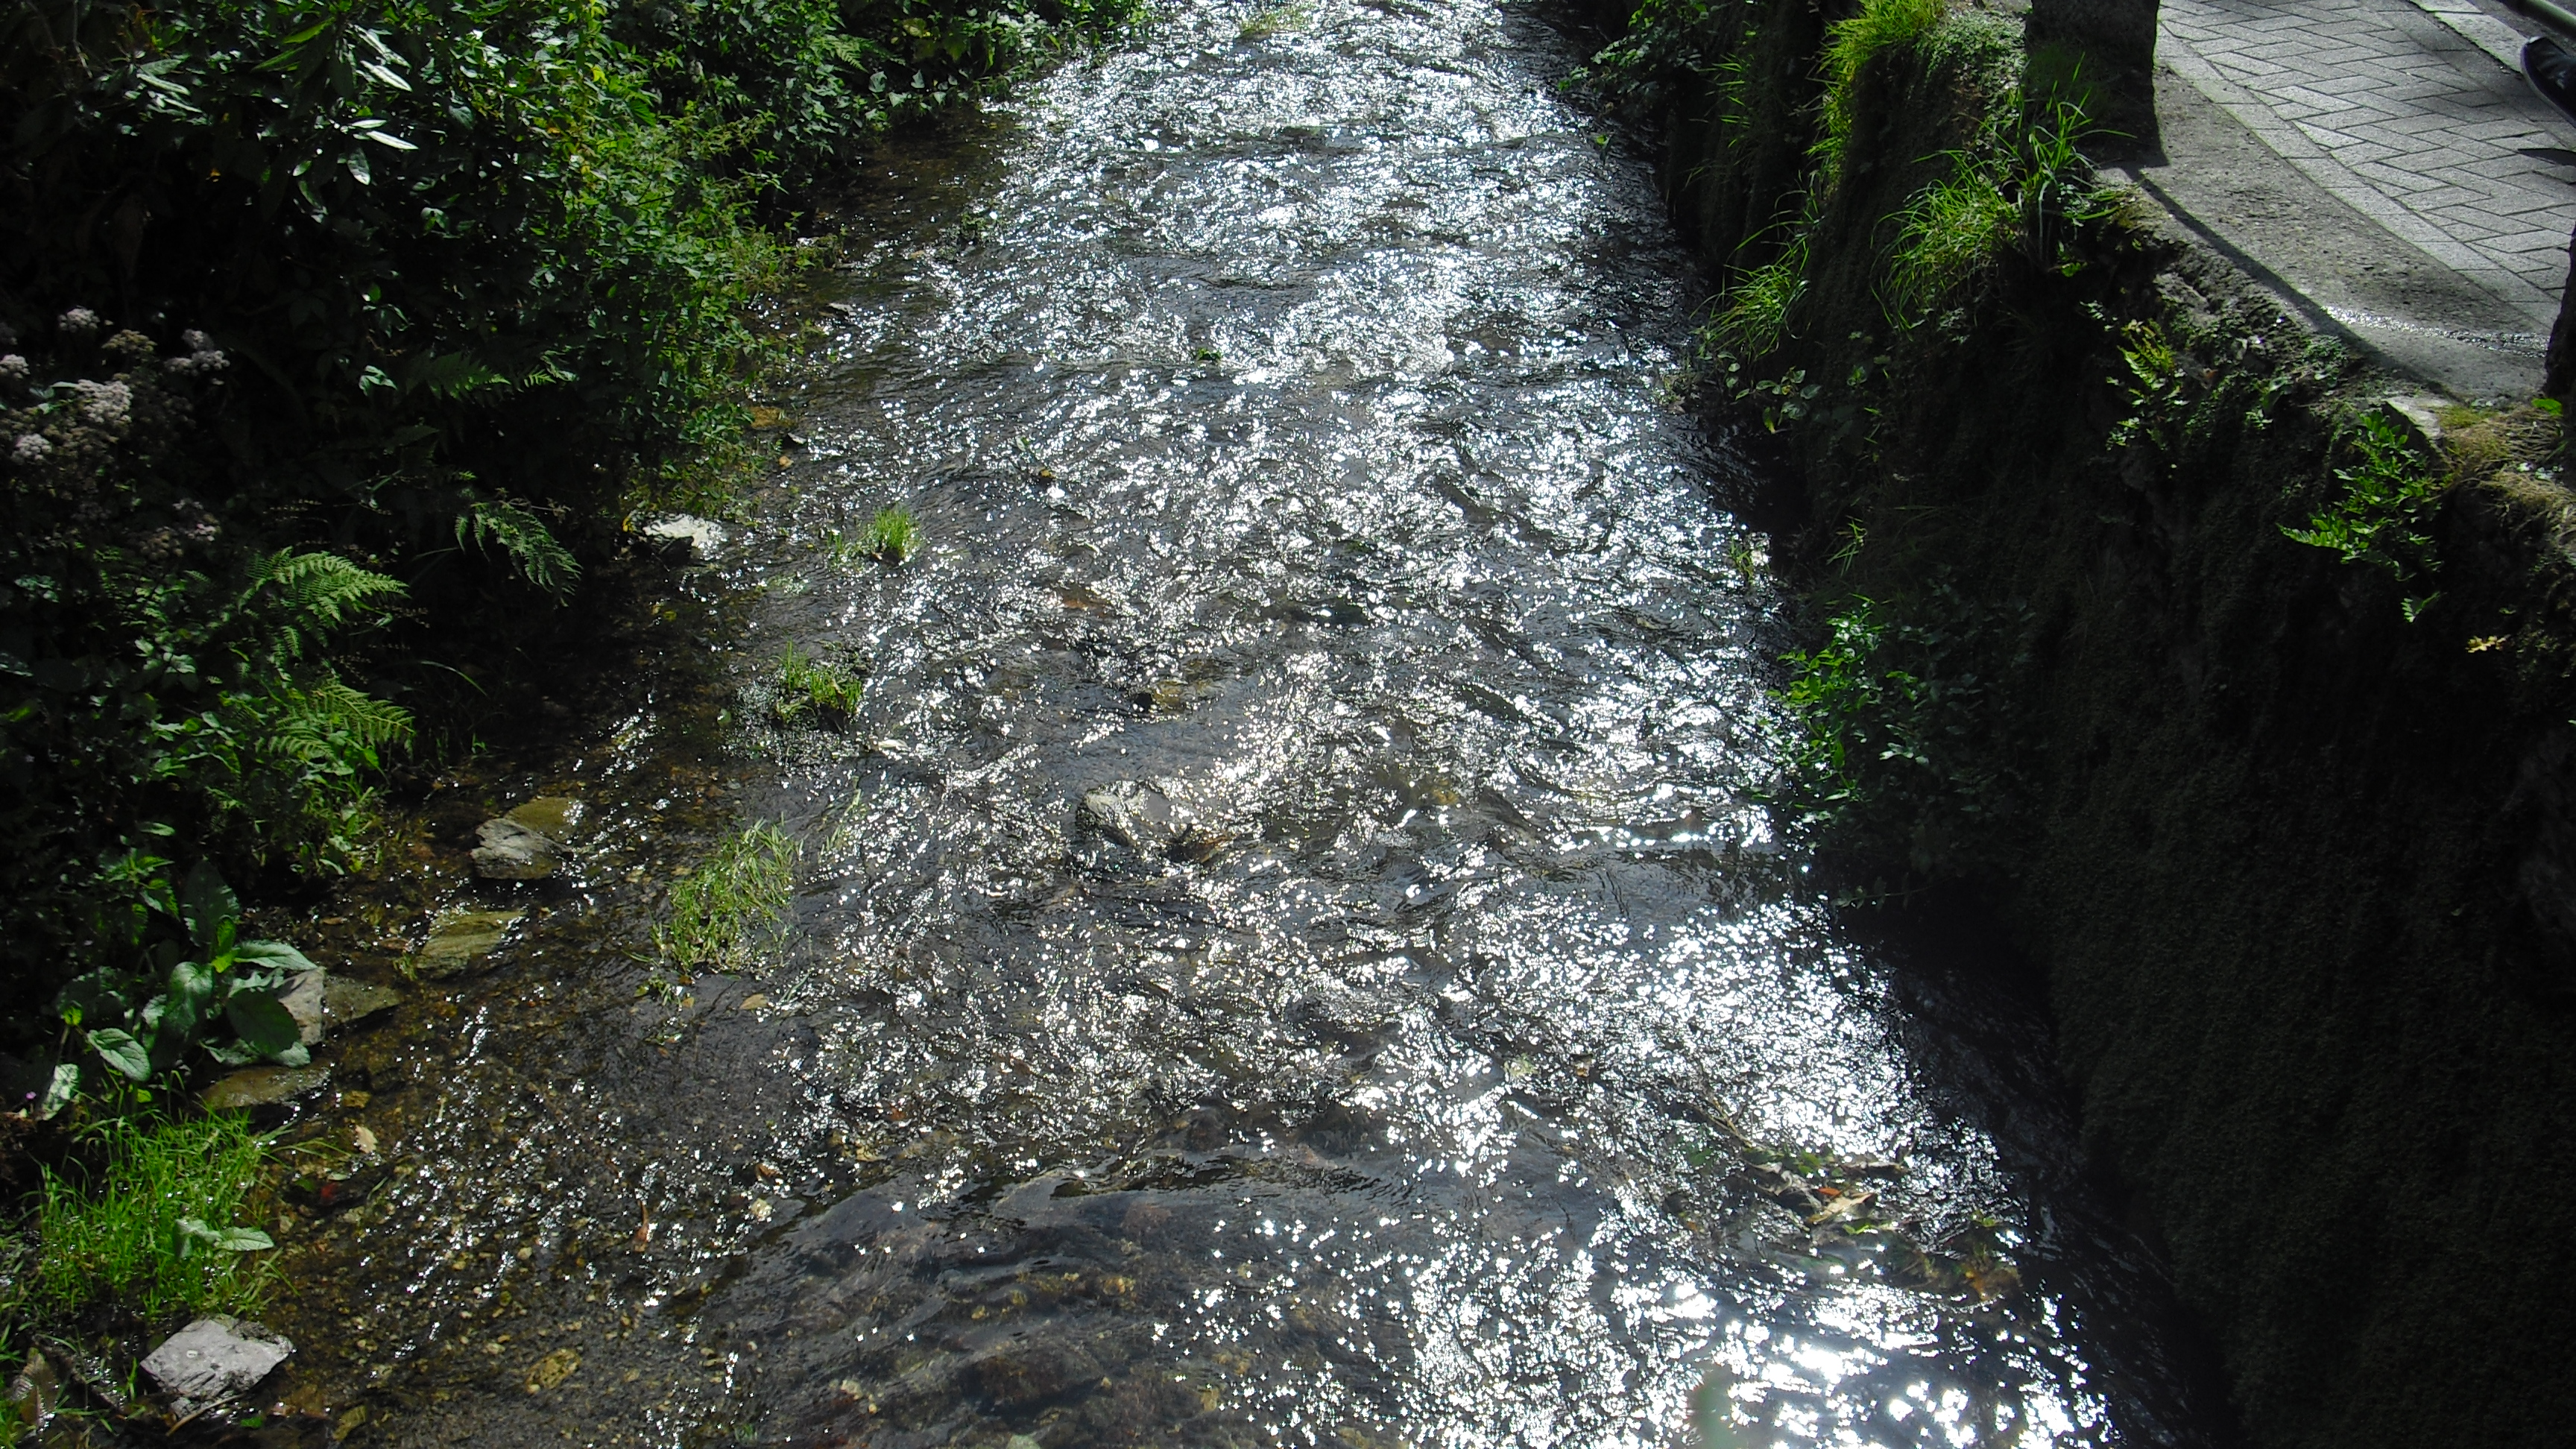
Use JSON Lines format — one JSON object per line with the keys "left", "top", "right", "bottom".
{"left": 279, "top": 2, "right": 2219, "bottom": 1445}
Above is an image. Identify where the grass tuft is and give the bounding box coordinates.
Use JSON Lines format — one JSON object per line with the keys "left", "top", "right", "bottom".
{"left": 656, "top": 822, "right": 799, "bottom": 969}
{"left": 37, "top": 1111, "right": 274, "bottom": 1320}
{"left": 770, "top": 643, "right": 867, "bottom": 727}
{"left": 857, "top": 506, "right": 921, "bottom": 564}
{"left": 1237, "top": 0, "right": 1313, "bottom": 40}
{"left": 1884, "top": 161, "right": 2013, "bottom": 317}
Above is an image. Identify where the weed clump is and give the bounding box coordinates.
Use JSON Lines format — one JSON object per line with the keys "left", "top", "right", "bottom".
{"left": 770, "top": 644, "right": 866, "bottom": 727}
{"left": 2282, "top": 410, "right": 2450, "bottom": 617}
{"left": 656, "top": 823, "right": 798, "bottom": 970}
{"left": 859, "top": 506, "right": 921, "bottom": 564}
{"left": 37, "top": 1111, "right": 274, "bottom": 1320}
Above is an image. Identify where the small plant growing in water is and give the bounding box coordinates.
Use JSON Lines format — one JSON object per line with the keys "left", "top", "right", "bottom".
{"left": 656, "top": 823, "right": 799, "bottom": 970}
{"left": 37, "top": 1109, "right": 275, "bottom": 1319}
{"left": 859, "top": 505, "right": 920, "bottom": 564}
{"left": 770, "top": 643, "right": 867, "bottom": 727}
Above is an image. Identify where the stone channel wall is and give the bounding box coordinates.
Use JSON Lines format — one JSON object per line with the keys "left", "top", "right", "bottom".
{"left": 1599, "top": 0, "right": 2576, "bottom": 1443}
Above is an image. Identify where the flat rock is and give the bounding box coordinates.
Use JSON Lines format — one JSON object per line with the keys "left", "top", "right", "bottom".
{"left": 142, "top": 1317, "right": 293, "bottom": 1404}
{"left": 505, "top": 795, "right": 584, "bottom": 840}
{"left": 411, "top": 909, "right": 523, "bottom": 979}
{"left": 275, "top": 969, "right": 327, "bottom": 1045}
{"left": 473, "top": 818, "right": 561, "bottom": 879}
{"left": 472, "top": 797, "right": 584, "bottom": 879}
{"left": 323, "top": 976, "right": 402, "bottom": 1026}
{"left": 201, "top": 1066, "right": 329, "bottom": 1111}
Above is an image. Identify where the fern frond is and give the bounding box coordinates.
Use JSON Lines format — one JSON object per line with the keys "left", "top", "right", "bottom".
{"left": 252, "top": 680, "right": 414, "bottom": 767}
{"left": 249, "top": 550, "right": 407, "bottom": 631}
{"left": 458, "top": 499, "right": 581, "bottom": 600}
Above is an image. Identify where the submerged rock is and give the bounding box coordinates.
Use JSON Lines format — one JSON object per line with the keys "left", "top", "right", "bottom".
{"left": 201, "top": 1065, "right": 329, "bottom": 1111}
{"left": 142, "top": 1317, "right": 292, "bottom": 1404}
{"left": 1075, "top": 780, "right": 1231, "bottom": 865}
{"left": 472, "top": 797, "right": 584, "bottom": 879}
{"left": 324, "top": 976, "right": 402, "bottom": 1027}
{"left": 411, "top": 909, "right": 524, "bottom": 979}
{"left": 7, "top": 1348, "right": 59, "bottom": 1433}
{"left": 473, "top": 818, "right": 559, "bottom": 879}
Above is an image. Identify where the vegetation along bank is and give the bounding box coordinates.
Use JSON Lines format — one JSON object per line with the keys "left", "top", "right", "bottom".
{"left": 0, "top": 0, "right": 1130, "bottom": 1407}
{"left": 1575, "top": 0, "right": 2576, "bottom": 1443}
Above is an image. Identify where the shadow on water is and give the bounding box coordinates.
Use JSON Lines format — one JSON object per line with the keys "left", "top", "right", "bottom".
{"left": 238, "top": 2, "right": 2235, "bottom": 1446}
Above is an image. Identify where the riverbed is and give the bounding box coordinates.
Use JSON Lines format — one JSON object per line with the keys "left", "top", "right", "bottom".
{"left": 257, "top": 3, "right": 2226, "bottom": 1445}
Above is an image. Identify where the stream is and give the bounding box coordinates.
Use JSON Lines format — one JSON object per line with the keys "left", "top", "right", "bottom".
{"left": 256, "top": 2, "right": 2228, "bottom": 1445}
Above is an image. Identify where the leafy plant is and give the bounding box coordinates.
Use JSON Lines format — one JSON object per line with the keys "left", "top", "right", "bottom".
{"left": 655, "top": 822, "right": 798, "bottom": 969}
{"left": 36, "top": 1110, "right": 274, "bottom": 1319}
{"left": 2282, "top": 410, "right": 2449, "bottom": 616}
{"left": 57, "top": 859, "right": 318, "bottom": 1088}
{"left": 1770, "top": 584, "right": 2033, "bottom": 886}
{"left": 769, "top": 643, "right": 866, "bottom": 725}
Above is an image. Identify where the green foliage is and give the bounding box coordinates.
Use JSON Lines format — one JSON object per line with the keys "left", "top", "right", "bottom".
{"left": 1884, "top": 89, "right": 2113, "bottom": 319}
{"left": 655, "top": 821, "right": 798, "bottom": 969}
{"left": 0, "top": 0, "right": 1129, "bottom": 1055}
{"left": 1708, "top": 246, "right": 1811, "bottom": 362}
{"left": 2282, "top": 410, "right": 2449, "bottom": 616}
{"left": 1818, "top": 0, "right": 1949, "bottom": 168}
{"left": 1237, "top": 0, "right": 1313, "bottom": 41}
{"left": 1771, "top": 586, "right": 2033, "bottom": 886}
{"left": 1884, "top": 162, "right": 2012, "bottom": 317}
{"left": 769, "top": 643, "right": 866, "bottom": 726}
{"left": 856, "top": 504, "right": 921, "bottom": 563}
{"left": 37, "top": 1111, "right": 274, "bottom": 1319}
{"left": 458, "top": 500, "right": 581, "bottom": 601}
{"left": 1568, "top": 0, "right": 1737, "bottom": 116}
{"left": 57, "top": 859, "right": 321, "bottom": 1087}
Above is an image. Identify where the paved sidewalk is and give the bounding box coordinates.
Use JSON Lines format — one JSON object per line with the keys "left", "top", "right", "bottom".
{"left": 2143, "top": 0, "right": 2576, "bottom": 396}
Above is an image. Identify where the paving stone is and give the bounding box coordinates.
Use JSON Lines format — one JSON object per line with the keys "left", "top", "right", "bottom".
{"left": 2163, "top": 0, "right": 2576, "bottom": 319}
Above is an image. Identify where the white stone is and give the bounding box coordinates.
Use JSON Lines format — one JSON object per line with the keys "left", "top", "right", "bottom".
{"left": 142, "top": 1317, "right": 293, "bottom": 1403}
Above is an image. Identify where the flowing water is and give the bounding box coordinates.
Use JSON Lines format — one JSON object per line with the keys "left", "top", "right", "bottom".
{"left": 258, "top": 3, "right": 2228, "bottom": 1445}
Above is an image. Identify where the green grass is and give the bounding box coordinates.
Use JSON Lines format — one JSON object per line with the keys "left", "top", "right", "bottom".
{"left": 37, "top": 1111, "right": 274, "bottom": 1320}
{"left": 853, "top": 506, "right": 920, "bottom": 564}
{"left": 1819, "top": 0, "right": 1951, "bottom": 169}
{"left": 655, "top": 822, "right": 799, "bottom": 970}
{"left": 769, "top": 643, "right": 866, "bottom": 727}
{"left": 1237, "top": 0, "right": 1313, "bottom": 40}
{"left": 1884, "top": 160, "right": 2013, "bottom": 318}
{"left": 1708, "top": 246, "right": 1810, "bottom": 362}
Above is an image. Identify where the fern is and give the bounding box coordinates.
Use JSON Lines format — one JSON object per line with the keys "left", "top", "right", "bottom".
{"left": 458, "top": 499, "right": 581, "bottom": 599}
{"left": 253, "top": 680, "right": 414, "bottom": 768}
{"left": 243, "top": 551, "right": 406, "bottom": 661}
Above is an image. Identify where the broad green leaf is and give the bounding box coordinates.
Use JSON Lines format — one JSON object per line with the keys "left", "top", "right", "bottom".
{"left": 178, "top": 859, "right": 239, "bottom": 953}
{"left": 37, "top": 1064, "right": 77, "bottom": 1119}
{"left": 87, "top": 1029, "right": 152, "bottom": 1082}
{"left": 225, "top": 994, "right": 303, "bottom": 1058}
{"left": 236, "top": 939, "right": 318, "bottom": 974}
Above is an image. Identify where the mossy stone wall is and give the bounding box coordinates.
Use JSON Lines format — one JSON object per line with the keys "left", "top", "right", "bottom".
{"left": 1623, "top": 1, "right": 2576, "bottom": 1442}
